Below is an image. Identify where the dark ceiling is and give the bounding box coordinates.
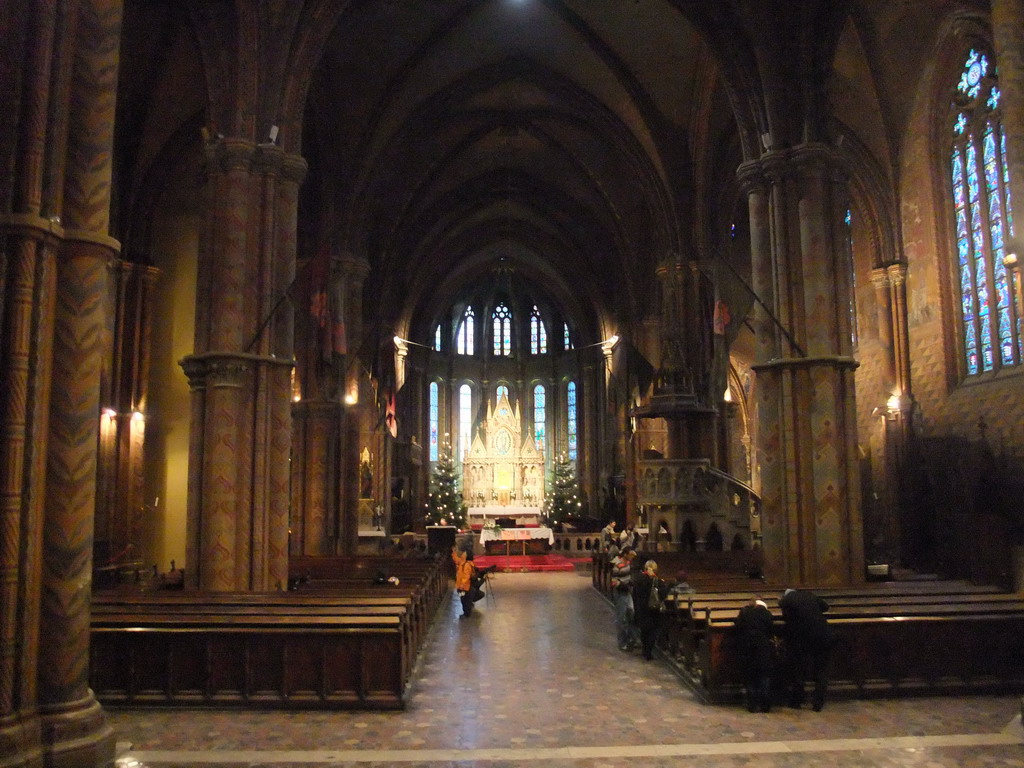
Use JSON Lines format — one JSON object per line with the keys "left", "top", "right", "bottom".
{"left": 298, "top": 0, "right": 727, "bottom": 343}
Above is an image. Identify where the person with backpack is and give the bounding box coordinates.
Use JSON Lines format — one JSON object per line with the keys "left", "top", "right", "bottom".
{"left": 451, "top": 545, "right": 481, "bottom": 618}
{"left": 632, "top": 559, "right": 668, "bottom": 660}
{"left": 451, "top": 545, "right": 495, "bottom": 618}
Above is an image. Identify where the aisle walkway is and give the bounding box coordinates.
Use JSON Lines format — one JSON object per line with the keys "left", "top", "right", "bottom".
{"left": 111, "top": 571, "right": 1023, "bottom": 767}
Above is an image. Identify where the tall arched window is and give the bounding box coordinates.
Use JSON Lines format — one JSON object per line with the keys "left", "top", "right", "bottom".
{"left": 530, "top": 305, "right": 547, "bottom": 354}
{"left": 429, "top": 382, "right": 439, "bottom": 462}
{"left": 459, "top": 384, "right": 473, "bottom": 462}
{"left": 434, "top": 324, "right": 442, "bottom": 352}
{"left": 457, "top": 308, "right": 475, "bottom": 356}
{"left": 566, "top": 381, "right": 577, "bottom": 461}
{"left": 950, "top": 48, "right": 1021, "bottom": 374}
{"left": 563, "top": 322, "right": 572, "bottom": 350}
{"left": 533, "top": 384, "right": 546, "bottom": 452}
{"left": 496, "top": 384, "right": 508, "bottom": 403}
{"left": 492, "top": 303, "right": 512, "bottom": 356}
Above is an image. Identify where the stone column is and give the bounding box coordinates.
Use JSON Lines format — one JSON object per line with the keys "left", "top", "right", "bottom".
{"left": 35, "top": 0, "right": 122, "bottom": 763}
{"left": 182, "top": 140, "right": 305, "bottom": 591}
{"left": 40, "top": 236, "right": 117, "bottom": 768}
{"left": 740, "top": 144, "right": 865, "bottom": 586}
{"left": 0, "top": 1, "right": 66, "bottom": 762}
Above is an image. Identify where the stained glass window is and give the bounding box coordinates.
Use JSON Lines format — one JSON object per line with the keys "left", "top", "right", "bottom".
{"left": 457, "top": 308, "right": 475, "bottom": 356}
{"left": 459, "top": 384, "right": 472, "bottom": 462}
{"left": 567, "top": 381, "right": 577, "bottom": 461}
{"left": 493, "top": 303, "right": 512, "bottom": 356}
{"left": 530, "top": 306, "right": 547, "bottom": 354}
{"left": 434, "top": 324, "right": 442, "bottom": 352}
{"left": 533, "top": 384, "right": 546, "bottom": 453}
{"left": 951, "top": 48, "right": 1021, "bottom": 375}
{"left": 563, "top": 323, "right": 572, "bottom": 350}
{"left": 429, "top": 382, "right": 439, "bottom": 462}
{"left": 496, "top": 384, "right": 508, "bottom": 403}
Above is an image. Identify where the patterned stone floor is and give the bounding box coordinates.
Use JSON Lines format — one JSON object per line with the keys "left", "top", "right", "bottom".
{"left": 110, "top": 570, "right": 1023, "bottom": 767}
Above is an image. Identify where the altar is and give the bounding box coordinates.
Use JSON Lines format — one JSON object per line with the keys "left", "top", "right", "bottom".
{"left": 467, "top": 505, "right": 543, "bottom": 527}
{"left": 479, "top": 526, "right": 554, "bottom": 555}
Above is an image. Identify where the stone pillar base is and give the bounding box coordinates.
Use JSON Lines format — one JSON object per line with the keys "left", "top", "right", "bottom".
{"left": 39, "top": 695, "right": 114, "bottom": 768}
{"left": 0, "top": 715, "right": 42, "bottom": 768}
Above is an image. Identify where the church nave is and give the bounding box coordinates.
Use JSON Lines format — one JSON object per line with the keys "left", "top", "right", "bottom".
{"left": 109, "top": 572, "right": 1023, "bottom": 768}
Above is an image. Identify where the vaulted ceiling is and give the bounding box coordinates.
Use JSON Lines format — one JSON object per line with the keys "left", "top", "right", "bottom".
{"left": 298, "top": 0, "right": 731, "bottom": 344}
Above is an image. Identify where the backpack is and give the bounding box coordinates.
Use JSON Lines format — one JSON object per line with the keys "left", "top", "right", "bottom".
{"left": 647, "top": 578, "right": 664, "bottom": 611}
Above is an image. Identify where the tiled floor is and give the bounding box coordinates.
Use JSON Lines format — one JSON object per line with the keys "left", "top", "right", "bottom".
{"left": 110, "top": 570, "right": 1023, "bottom": 767}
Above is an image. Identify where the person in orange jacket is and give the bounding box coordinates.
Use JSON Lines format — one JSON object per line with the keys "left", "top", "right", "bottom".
{"left": 452, "top": 545, "right": 479, "bottom": 617}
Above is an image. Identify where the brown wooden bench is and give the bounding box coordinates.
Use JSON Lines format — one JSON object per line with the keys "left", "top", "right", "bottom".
{"left": 91, "top": 555, "right": 449, "bottom": 710}
{"left": 698, "top": 610, "right": 1024, "bottom": 701}
{"left": 683, "top": 587, "right": 1024, "bottom": 702}
{"left": 661, "top": 582, "right": 1009, "bottom": 668}
{"left": 91, "top": 609, "right": 407, "bottom": 709}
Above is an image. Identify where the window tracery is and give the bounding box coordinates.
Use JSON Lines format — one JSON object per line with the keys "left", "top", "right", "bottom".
{"left": 567, "top": 381, "right": 577, "bottom": 461}
{"left": 530, "top": 306, "right": 547, "bottom": 354}
{"left": 457, "top": 308, "right": 475, "bottom": 356}
{"left": 429, "top": 382, "right": 439, "bottom": 462}
{"left": 493, "top": 303, "right": 512, "bottom": 356}
{"left": 950, "top": 47, "right": 1021, "bottom": 374}
{"left": 534, "top": 384, "right": 546, "bottom": 453}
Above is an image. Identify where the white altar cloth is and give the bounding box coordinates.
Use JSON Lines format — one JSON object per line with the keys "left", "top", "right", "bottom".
{"left": 479, "top": 526, "right": 554, "bottom": 545}
{"left": 469, "top": 505, "right": 543, "bottom": 518}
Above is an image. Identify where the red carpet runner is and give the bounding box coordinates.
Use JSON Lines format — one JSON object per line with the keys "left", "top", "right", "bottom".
{"left": 473, "top": 554, "right": 584, "bottom": 572}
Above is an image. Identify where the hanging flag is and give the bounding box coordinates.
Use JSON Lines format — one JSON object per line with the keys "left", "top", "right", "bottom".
{"left": 330, "top": 289, "right": 347, "bottom": 356}
{"left": 385, "top": 387, "right": 397, "bottom": 438}
{"left": 713, "top": 299, "right": 731, "bottom": 336}
{"left": 308, "top": 243, "right": 333, "bottom": 365}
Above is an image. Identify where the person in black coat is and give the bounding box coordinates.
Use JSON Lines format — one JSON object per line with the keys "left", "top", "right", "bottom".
{"left": 779, "top": 588, "right": 833, "bottom": 711}
{"left": 632, "top": 560, "right": 668, "bottom": 661}
{"left": 734, "top": 597, "right": 774, "bottom": 712}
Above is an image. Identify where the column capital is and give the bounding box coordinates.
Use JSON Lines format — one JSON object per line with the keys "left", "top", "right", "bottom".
{"left": 869, "top": 266, "right": 891, "bottom": 290}
{"left": 736, "top": 160, "right": 768, "bottom": 194}
{"left": 885, "top": 261, "right": 908, "bottom": 286}
{"left": 279, "top": 152, "right": 309, "bottom": 185}
{"left": 737, "top": 142, "right": 845, "bottom": 188}
{"left": 204, "top": 137, "right": 258, "bottom": 174}
{"left": 252, "top": 142, "right": 286, "bottom": 175}
{"left": 336, "top": 250, "right": 371, "bottom": 281}
{"left": 180, "top": 351, "right": 293, "bottom": 390}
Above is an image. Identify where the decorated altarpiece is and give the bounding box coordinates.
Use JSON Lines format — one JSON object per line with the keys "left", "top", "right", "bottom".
{"left": 462, "top": 391, "right": 545, "bottom": 524}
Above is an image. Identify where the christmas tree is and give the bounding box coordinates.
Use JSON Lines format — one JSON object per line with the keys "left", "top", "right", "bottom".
{"left": 424, "top": 442, "right": 468, "bottom": 529}
{"left": 543, "top": 452, "right": 582, "bottom": 526}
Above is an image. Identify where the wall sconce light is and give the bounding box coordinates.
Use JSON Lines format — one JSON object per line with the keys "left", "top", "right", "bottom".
{"left": 724, "top": 387, "right": 733, "bottom": 403}
{"left": 886, "top": 393, "right": 901, "bottom": 413}
{"left": 101, "top": 407, "right": 117, "bottom": 419}
{"left": 131, "top": 411, "right": 145, "bottom": 422}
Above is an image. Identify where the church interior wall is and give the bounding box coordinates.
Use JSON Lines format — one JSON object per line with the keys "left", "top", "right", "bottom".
{"left": 135, "top": 149, "right": 203, "bottom": 575}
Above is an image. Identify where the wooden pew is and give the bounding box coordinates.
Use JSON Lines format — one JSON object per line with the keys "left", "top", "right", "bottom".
{"left": 91, "top": 608, "right": 407, "bottom": 709}
{"left": 661, "top": 582, "right": 1008, "bottom": 670}
{"left": 92, "top": 595, "right": 419, "bottom": 683}
{"left": 685, "top": 587, "right": 1024, "bottom": 702}
{"left": 91, "top": 555, "right": 449, "bottom": 710}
